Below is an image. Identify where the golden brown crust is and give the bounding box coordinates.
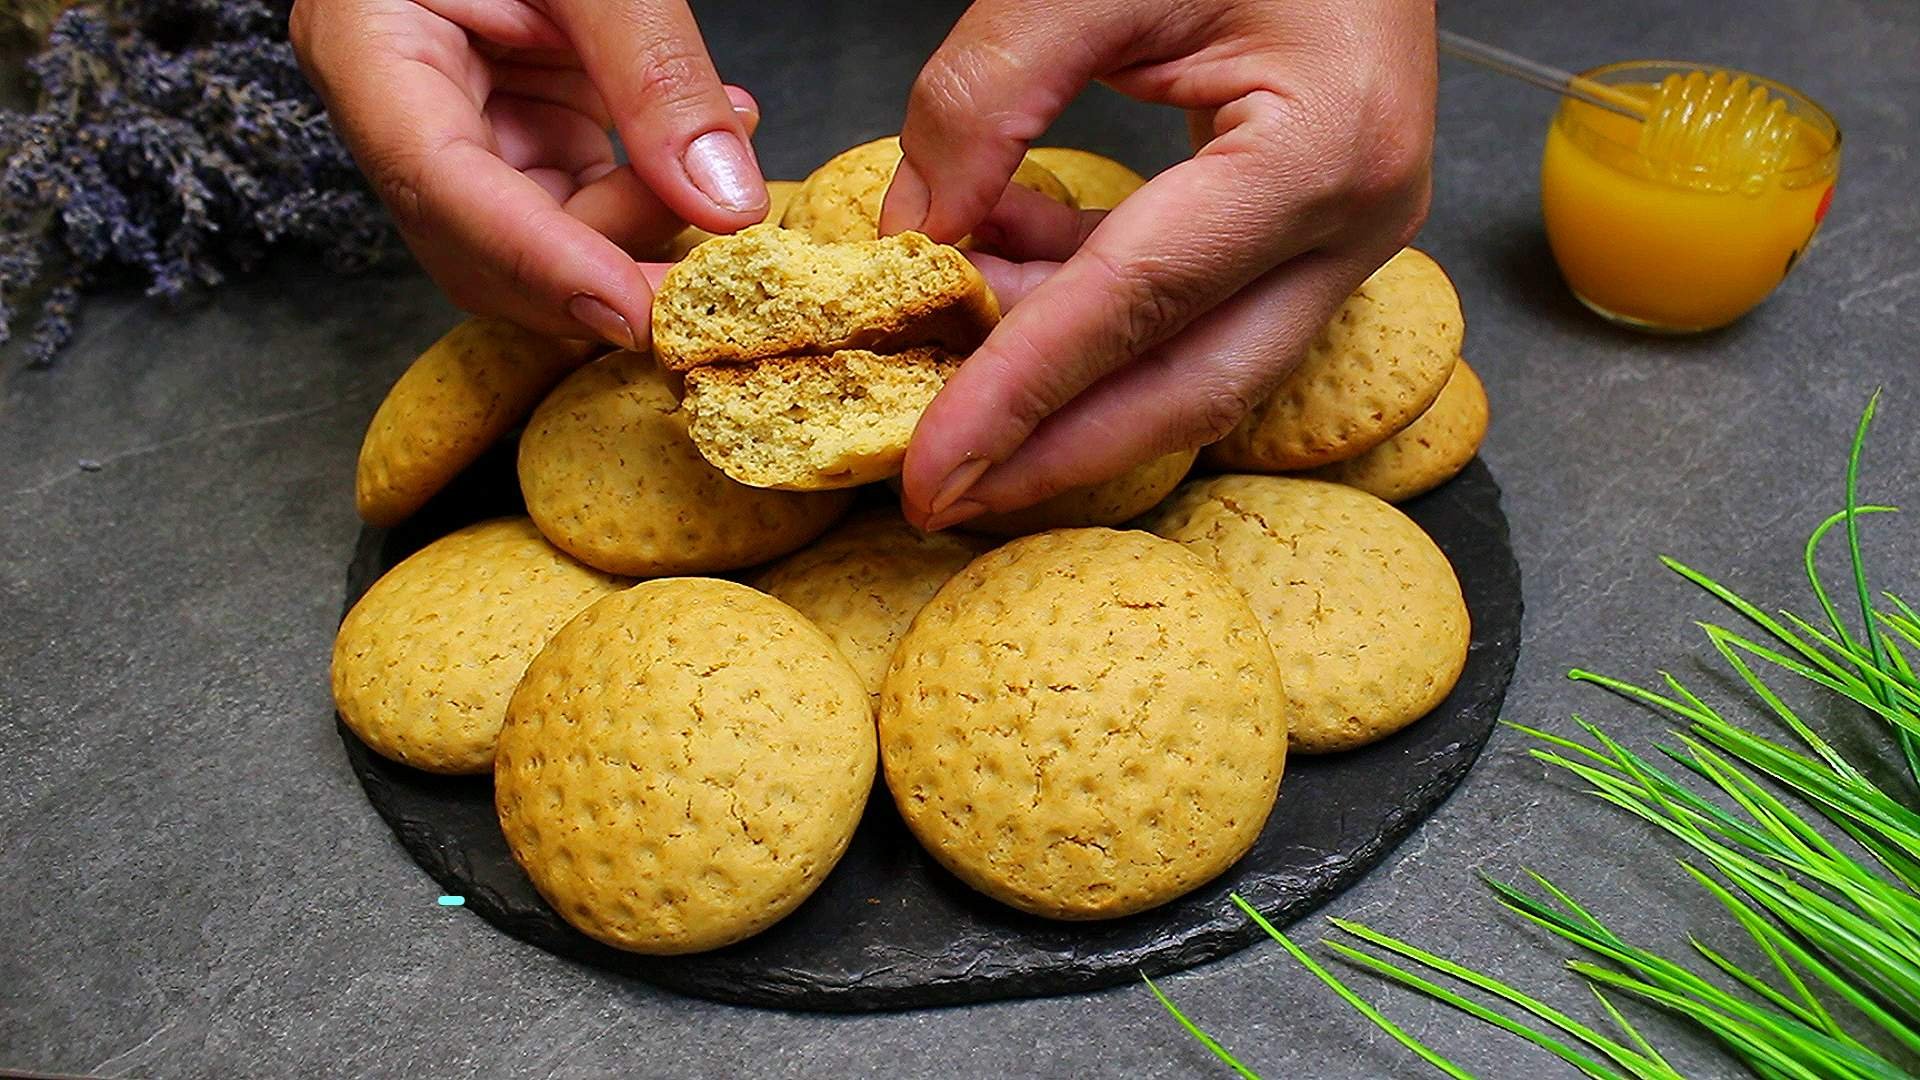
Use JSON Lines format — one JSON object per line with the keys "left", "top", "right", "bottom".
{"left": 1204, "top": 249, "right": 1464, "bottom": 472}
{"left": 1304, "top": 359, "right": 1489, "bottom": 502}
{"left": 330, "top": 518, "right": 626, "bottom": 774}
{"left": 1143, "top": 475, "right": 1469, "bottom": 753}
{"left": 497, "top": 578, "right": 874, "bottom": 954}
{"left": 651, "top": 225, "right": 999, "bottom": 372}
{"left": 752, "top": 508, "right": 994, "bottom": 700}
{"left": 880, "top": 528, "right": 1287, "bottom": 919}
{"left": 354, "top": 318, "right": 597, "bottom": 527}
{"left": 516, "top": 350, "right": 853, "bottom": 575}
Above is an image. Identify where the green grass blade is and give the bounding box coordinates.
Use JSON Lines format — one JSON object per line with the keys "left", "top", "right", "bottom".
{"left": 1322, "top": 939, "right": 1644, "bottom": 1080}
{"left": 1327, "top": 918, "right": 1669, "bottom": 1078}
{"left": 1804, "top": 505, "right": 1898, "bottom": 658}
{"left": 1588, "top": 988, "right": 1676, "bottom": 1074}
{"left": 1842, "top": 392, "right": 1889, "bottom": 680}
{"left": 1230, "top": 896, "right": 1480, "bottom": 1080}
{"left": 1144, "top": 975, "right": 1264, "bottom": 1080}
{"left": 1571, "top": 964, "right": 1907, "bottom": 1080}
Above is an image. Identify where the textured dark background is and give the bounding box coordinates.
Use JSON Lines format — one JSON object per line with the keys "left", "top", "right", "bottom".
{"left": 3, "top": 0, "right": 1918, "bottom": 1076}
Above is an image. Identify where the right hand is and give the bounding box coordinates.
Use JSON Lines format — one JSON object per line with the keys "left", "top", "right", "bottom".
{"left": 290, "top": 0, "right": 768, "bottom": 350}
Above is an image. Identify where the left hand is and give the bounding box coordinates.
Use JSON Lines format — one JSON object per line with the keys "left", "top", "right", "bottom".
{"left": 880, "top": 0, "right": 1437, "bottom": 530}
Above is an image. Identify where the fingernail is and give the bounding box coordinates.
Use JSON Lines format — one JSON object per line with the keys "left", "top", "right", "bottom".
{"left": 882, "top": 156, "right": 930, "bottom": 236}
{"left": 567, "top": 294, "right": 640, "bottom": 351}
{"left": 924, "top": 498, "right": 987, "bottom": 533}
{"left": 732, "top": 103, "right": 760, "bottom": 136}
{"left": 929, "top": 457, "right": 992, "bottom": 516}
{"left": 684, "top": 130, "right": 764, "bottom": 213}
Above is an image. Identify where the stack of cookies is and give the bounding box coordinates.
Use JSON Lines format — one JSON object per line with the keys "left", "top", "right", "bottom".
{"left": 332, "top": 136, "right": 1487, "bottom": 954}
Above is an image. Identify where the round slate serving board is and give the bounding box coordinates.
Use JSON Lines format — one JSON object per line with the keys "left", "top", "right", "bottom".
{"left": 337, "top": 445, "right": 1522, "bottom": 1011}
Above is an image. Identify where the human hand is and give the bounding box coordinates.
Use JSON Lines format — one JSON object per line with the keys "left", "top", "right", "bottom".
{"left": 881, "top": 0, "right": 1436, "bottom": 530}
{"left": 291, "top": 0, "right": 768, "bottom": 350}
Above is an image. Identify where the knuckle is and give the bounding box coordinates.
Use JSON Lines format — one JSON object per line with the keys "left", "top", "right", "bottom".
{"left": 368, "top": 152, "right": 429, "bottom": 234}
{"left": 623, "top": 41, "right": 718, "bottom": 115}
{"left": 1191, "top": 387, "right": 1254, "bottom": 446}
{"left": 1084, "top": 248, "right": 1197, "bottom": 358}
{"left": 908, "top": 53, "right": 983, "bottom": 133}
{"left": 991, "top": 325, "right": 1073, "bottom": 433}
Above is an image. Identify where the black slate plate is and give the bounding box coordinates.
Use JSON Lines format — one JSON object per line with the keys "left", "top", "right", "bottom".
{"left": 338, "top": 446, "right": 1522, "bottom": 1010}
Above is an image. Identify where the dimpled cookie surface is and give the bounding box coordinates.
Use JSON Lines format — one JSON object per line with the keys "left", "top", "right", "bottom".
{"left": 330, "top": 518, "right": 626, "bottom": 773}
{"left": 1205, "top": 248, "right": 1464, "bottom": 472}
{"left": 495, "top": 578, "right": 875, "bottom": 954}
{"left": 880, "top": 528, "right": 1287, "bottom": 919}
{"left": 355, "top": 318, "right": 596, "bottom": 527}
{"left": 516, "top": 350, "right": 852, "bottom": 576}
{"left": 962, "top": 450, "right": 1197, "bottom": 537}
{"left": 753, "top": 509, "right": 994, "bottom": 700}
{"left": 1144, "top": 475, "right": 1469, "bottom": 753}
{"left": 1305, "top": 359, "right": 1489, "bottom": 503}
{"left": 781, "top": 135, "right": 1074, "bottom": 243}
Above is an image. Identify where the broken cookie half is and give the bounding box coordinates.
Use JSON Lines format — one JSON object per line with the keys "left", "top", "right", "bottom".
{"left": 657, "top": 224, "right": 996, "bottom": 491}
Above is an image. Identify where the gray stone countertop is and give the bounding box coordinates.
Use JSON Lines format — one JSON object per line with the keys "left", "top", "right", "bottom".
{"left": 3, "top": 0, "right": 1918, "bottom": 1076}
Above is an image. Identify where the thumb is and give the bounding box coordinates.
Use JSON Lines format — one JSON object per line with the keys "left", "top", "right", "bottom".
{"left": 548, "top": 0, "right": 767, "bottom": 234}
{"left": 879, "top": 0, "right": 1132, "bottom": 242}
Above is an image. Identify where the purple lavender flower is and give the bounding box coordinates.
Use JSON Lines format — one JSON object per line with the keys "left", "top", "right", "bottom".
{"left": 1, "top": 0, "right": 400, "bottom": 364}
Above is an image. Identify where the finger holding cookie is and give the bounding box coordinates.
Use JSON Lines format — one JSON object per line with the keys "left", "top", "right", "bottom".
{"left": 881, "top": 0, "right": 1437, "bottom": 531}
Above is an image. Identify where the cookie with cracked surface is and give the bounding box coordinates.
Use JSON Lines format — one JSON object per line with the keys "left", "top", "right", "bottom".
{"left": 879, "top": 528, "right": 1287, "bottom": 920}
{"left": 662, "top": 179, "right": 804, "bottom": 261}
{"left": 496, "top": 577, "right": 874, "bottom": 954}
{"left": 1304, "top": 358, "right": 1489, "bottom": 503}
{"left": 752, "top": 508, "right": 994, "bottom": 702}
{"left": 1203, "top": 248, "right": 1463, "bottom": 472}
{"left": 517, "top": 350, "right": 852, "bottom": 576}
{"left": 331, "top": 517, "right": 626, "bottom": 774}
{"left": 781, "top": 135, "right": 1074, "bottom": 243}
{"left": 355, "top": 318, "right": 597, "bottom": 527}
{"left": 1025, "top": 147, "right": 1146, "bottom": 210}
{"left": 1142, "top": 475, "right": 1469, "bottom": 753}
{"left": 652, "top": 224, "right": 998, "bottom": 372}
{"left": 960, "top": 450, "right": 1198, "bottom": 537}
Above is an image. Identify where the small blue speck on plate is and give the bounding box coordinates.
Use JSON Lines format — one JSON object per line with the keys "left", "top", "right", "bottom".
{"left": 437, "top": 895, "right": 465, "bottom": 907}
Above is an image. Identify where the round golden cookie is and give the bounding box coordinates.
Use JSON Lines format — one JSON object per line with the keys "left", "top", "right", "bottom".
{"left": 496, "top": 578, "right": 875, "bottom": 954}
{"left": 1305, "top": 359, "right": 1489, "bottom": 503}
{"left": 1143, "top": 475, "right": 1469, "bottom": 753}
{"left": 753, "top": 509, "right": 994, "bottom": 701}
{"left": 880, "top": 528, "right": 1287, "bottom": 920}
{"left": 331, "top": 517, "right": 626, "bottom": 774}
{"left": 781, "top": 136, "right": 1075, "bottom": 243}
{"left": 962, "top": 450, "right": 1197, "bottom": 537}
{"left": 356, "top": 318, "right": 597, "bottom": 527}
{"left": 517, "top": 350, "right": 853, "bottom": 576}
{"left": 1025, "top": 147, "right": 1146, "bottom": 210}
{"left": 1204, "top": 249, "right": 1464, "bottom": 472}
{"left": 663, "top": 179, "right": 804, "bottom": 261}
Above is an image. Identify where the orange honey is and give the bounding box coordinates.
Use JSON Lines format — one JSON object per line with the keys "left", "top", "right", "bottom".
{"left": 1540, "top": 63, "right": 1839, "bottom": 332}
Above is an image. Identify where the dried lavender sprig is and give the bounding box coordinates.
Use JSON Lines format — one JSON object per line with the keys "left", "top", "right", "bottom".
{"left": 1, "top": 0, "right": 399, "bottom": 365}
